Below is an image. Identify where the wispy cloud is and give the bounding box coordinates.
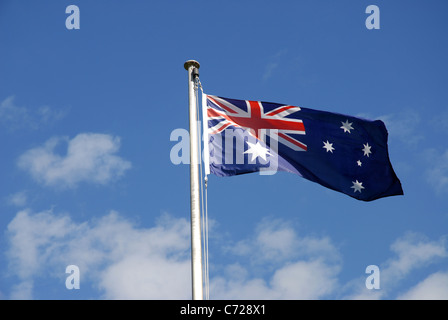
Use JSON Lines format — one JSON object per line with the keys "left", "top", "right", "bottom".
{"left": 0, "top": 96, "right": 28, "bottom": 127}
{"left": 378, "top": 110, "right": 422, "bottom": 146}
{"left": 18, "top": 133, "right": 132, "bottom": 188}
{"left": 261, "top": 49, "right": 288, "bottom": 82}
{"left": 430, "top": 109, "right": 448, "bottom": 134}
{"left": 425, "top": 148, "right": 448, "bottom": 194}
{"left": 0, "top": 96, "right": 68, "bottom": 131}
{"left": 6, "top": 191, "right": 28, "bottom": 207}
{"left": 262, "top": 62, "right": 279, "bottom": 82}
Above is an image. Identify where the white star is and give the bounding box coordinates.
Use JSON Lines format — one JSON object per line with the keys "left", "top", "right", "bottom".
{"left": 244, "top": 141, "right": 270, "bottom": 162}
{"left": 340, "top": 120, "right": 354, "bottom": 133}
{"left": 323, "top": 140, "right": 335, "bottom": 153}
{"left": 362, "top": 143, "right": 372, "bottom": 157}
{"left": 351, "top": 180, "right": 365, "bottom": 193}
{"left": 357, "top": 160, "right": 362, "bottom": 167}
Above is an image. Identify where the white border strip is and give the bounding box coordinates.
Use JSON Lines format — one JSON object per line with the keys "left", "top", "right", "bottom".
{"left": 202, "top": 93, "right": 210, "bottom": 175}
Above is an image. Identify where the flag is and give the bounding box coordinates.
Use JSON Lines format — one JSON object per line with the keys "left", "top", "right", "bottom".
{"left": 202, "top": 94, "right": 403, "bottom": 201}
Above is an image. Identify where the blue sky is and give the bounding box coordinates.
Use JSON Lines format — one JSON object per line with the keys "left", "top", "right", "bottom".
{"left": 1, "top": 0, "right": 447, "bottom": 300}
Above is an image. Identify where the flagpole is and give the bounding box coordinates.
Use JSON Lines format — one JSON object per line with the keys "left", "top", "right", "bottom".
{"left": 184, "top": 59, "right": 203, "bottom": 300}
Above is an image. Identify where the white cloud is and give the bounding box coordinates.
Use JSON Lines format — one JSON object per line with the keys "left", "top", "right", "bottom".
{"left": 4, "top": 211, "right": 341, "bottom": 300}
{"left": 214, "top": 218, "right": 341, "bottom": 299}
{"left": 345, "top": 232, "right": 447, "bottom": 300}
{"left": 10, "top": 282, "right": 34, "bottom": 300}
{"left": 6, "top": 209, "right": 79, "bottom": 299}
{"left": 7, "top": 209, "right": 78, "bottom": 279}
{"left": 270, "top": 259, "right": 339, "bottom": 298}
{"left": 228, "top": 218, "right": 339, "bottom": 265}
{"left": 211, "top": 258, "right": 339, "bottom": 300}
{"left": 5, "top": 210, "right": 447, "bottom": 300}
{"left": 6, "top": 210, "right": 191, "bottom": 299}
{"left": 398, "top": 271, "right": 448, "bottom": 300}
{"left": 18, "top": 133, "right": 132, "bottom": 188}
{"left": 385, "top": 232, "right": 447, "bottom": 283}
{"left": 99, "top": 255, "right": 191, "bottom": 299}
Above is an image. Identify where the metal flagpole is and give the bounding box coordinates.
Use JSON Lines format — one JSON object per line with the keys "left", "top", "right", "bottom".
{"left": 184, "top": 60, "right": 203, "bottom": 300}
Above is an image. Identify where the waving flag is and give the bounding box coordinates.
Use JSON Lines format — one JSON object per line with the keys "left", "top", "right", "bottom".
{"left": 202, "top": 94, "right": 403, "bottom": 201}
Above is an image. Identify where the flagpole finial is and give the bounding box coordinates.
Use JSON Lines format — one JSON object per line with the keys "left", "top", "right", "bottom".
{"left": 184, "top": 60, "right": 200, "bottom": 70}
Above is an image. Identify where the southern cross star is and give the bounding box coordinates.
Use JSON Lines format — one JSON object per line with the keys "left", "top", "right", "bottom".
{"left": 323, "top": 140, "right": 335, "bottom": 153}
{"left": 362, "top": 143, "right": 372, "bottom": 157}
{"left": 351, "top": 180, "right": 365, "bottom": 193}
{"left": 340, "top": 120, "right": 354, "bottom": 133}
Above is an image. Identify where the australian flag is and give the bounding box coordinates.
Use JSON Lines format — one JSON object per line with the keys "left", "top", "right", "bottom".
{"left": 203, "top": 94, "right": 403, "bottom": 201}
